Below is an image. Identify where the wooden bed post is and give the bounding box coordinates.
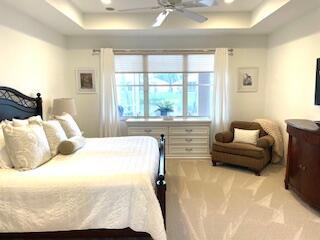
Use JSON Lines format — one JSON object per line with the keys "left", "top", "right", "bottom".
{"left": 157, "top": 134, "right": 166, "bottom": 227}
{"left": 35, "top": 93, "right": 43, "bottom": 118}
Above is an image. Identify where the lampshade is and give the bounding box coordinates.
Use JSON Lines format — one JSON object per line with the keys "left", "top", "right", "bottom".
{"left": 52, "top": 98, "right": 77, "bottom": 116}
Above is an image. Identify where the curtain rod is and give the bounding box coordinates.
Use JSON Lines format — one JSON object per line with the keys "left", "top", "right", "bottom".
{"left": 92, "top": 48, "right": 234, "bottom": 56}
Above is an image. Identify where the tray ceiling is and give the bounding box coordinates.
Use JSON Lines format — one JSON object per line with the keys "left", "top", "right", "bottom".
{"left": 2, "top": 0, "right": 320, "bottom": 36}
{"left": 70, "top": 0, "right": 265, "bottom": 13}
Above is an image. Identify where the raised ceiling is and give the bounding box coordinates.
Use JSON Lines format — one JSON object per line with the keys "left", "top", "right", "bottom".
{"left": 70, "top": 0, "right": 265, "bottom": 13}
{"left": 3, "top": 0, "right": 320, "bottom": 36}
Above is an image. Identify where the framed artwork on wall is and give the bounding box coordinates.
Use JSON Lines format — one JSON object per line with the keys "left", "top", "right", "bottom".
{"left": 76, "top": 68, "right": 96, "bottom": 94}
{"left": 238, "top": 67, "right": 259, "bottom": 92}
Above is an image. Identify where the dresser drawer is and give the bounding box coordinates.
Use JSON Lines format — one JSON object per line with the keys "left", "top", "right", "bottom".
{"left": 128, "top": 127, "right": 168, "bottom": 136}
{"left": 168, "top": 146, "right": 209, "bottom": 155}
{"left": 169, "top": 126, "right": 209, "bottom": 135}
{"left": 169, "top": 136, "right": 209, "bottom": 145}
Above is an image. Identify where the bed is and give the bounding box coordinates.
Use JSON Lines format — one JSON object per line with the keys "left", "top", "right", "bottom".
{"left": 0, "top": 86, "right": 166, "bottom": 240}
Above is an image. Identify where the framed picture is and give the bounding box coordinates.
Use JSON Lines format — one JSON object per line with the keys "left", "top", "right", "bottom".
{"left": 76, "top": 68, "right": 96, "bottom": 94}
{"left": 238, "top": 67, "right": 259, "bottom": 92}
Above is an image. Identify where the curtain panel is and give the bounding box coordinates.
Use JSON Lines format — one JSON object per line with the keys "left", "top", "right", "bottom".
{"left": 99, "top": 48, "right": 121, "bottom": 137}
{"left": 211, "top": 48, "right": 231, "bottom": 143}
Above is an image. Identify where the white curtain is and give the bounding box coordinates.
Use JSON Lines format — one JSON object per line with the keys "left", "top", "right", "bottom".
{"left": 211, "top": 48, "right": 230, "bottom": 142}
{"left": 99, "top": 48, "right": 121, "bottom": 137}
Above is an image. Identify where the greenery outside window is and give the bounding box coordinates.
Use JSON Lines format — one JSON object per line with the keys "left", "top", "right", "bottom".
{"left": 115, "top": 53, "right": 214, "bottom": 118}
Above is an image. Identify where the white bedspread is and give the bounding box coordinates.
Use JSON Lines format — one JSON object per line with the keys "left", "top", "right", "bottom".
{"left": 0, "top": 136, "right": 166, "bottom": 240}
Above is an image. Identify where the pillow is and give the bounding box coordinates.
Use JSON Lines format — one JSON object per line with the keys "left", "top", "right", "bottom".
{"left": 58, "top": 136, "right": 85, "bottom": 155}
{"left": 55, "top": 113, "right": 82, "bottom": 138}
{"left": 28, "top": 115, "right": 43, "bottom": 124}
{"left": 0, "top": 122, "right": 12, "bottom": 169}
{"left": 12, "top": 119, "right": 28, "bottom": 127}
{"left": 233, "top": 128, "right": 260, "bottom": 145}
{"left": 42, "top": 120, "right": 67, "bottom": 157}
{"left": 2, "top": 123, "right": 51, "bottom": 170}
{"left": 12, "top": 115, "right": 42, "bottom": 127}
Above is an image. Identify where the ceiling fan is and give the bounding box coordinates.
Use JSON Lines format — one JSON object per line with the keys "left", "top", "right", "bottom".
{"left": 118, "top": 0, "right": 216, "bottom": 27}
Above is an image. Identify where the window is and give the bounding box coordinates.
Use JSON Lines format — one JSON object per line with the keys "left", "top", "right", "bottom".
{"left": 115, "top": 53, "right": 214, "bottom": 118}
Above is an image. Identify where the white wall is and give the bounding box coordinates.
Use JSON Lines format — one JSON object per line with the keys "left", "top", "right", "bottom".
{"left": 230, "top": 48, "right": 267, "bottom": 122}
{"left": 0, "top": 2, "right": 69, "bottom": 119}
{"left": 66, "top": 47, "right": 268, "bottom": 137}
{"left": 66, "top": 50, "right": 100, "bottom": 137}
{"left": 265, "top": 7, "right": 320, "bottom": 157}
{"left": 67, "top": 34, "right": 267, "bottom": 49}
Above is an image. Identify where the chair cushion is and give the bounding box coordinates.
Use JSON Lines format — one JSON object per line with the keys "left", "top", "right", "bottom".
{"left": 213, "top": 141, "right": 264, "bottom": 159}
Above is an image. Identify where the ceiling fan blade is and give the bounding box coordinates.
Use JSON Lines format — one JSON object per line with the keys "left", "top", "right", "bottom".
{"left": 176, "top": 8, "right": 208, "bottom": 23}
{"left": 118, "top": 6, "right": 161, "bottom": 12}
{"left": 152, "top": 10, "right": 170, "bottom": 27}
{"left": 181, "top": 0, "right": 216, "bottom": 8}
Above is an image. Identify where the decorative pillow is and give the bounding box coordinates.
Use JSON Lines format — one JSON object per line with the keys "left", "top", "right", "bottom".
{"left": 55, "top": 113, "right": 82, "bottom": 138}
{"left": 233, "top": 128, "right": 260, "bottom": 145}
{"left": 2, "top": 123, "right": 51, "bottom": 170}
{"left": 12, "top": 119, "right": 28, "bottom": 127}
{"left": 58, "top": 136, "right": 85, "bottom": 155}
{"left": 28, "top": 115, "right": 43, "bottom": 124}
{"left": 0, "top": 122, "right": 12, "bottom": 169}
{"left": 12, "top": 115, "right": 42, "bottom": 127}
{"left": 42, "top": 120, "right": 67, "bottom": 157}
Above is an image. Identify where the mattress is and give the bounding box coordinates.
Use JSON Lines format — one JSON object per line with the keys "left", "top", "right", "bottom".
{"left": 0, "top": 136, "right": 166, "bottom": 240}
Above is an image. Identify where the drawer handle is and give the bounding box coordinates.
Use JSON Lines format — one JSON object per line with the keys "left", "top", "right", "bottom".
{"left": 185, "top": 148, "right": 193, "bottom": 152}
{"left": 185, "top": 129, "right": 193, "bottom": 132}
{"left": 185, "top": 138, "right": 193, "bottom": 142}
{"left": 299, "top": 164, "right": 306, "bottom": 171}
{"left": 144, "top": 129, "right": 152, "bottom": 133}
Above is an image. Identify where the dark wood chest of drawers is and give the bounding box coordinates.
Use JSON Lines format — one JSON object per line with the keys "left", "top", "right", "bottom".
{"left": 285, "top": 120, "right": 320, "bottom": 210}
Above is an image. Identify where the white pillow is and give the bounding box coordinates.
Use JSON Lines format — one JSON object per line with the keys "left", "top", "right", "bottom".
{"left": 42, "top": 120, "right": 67, "bottom": 156}
{"left": 28, "top": 115, "right": 43, "bottom": 124}
{"left": 55, "top": 113, "right": 82, "bottom": 138}
{"left": 12, "top": 115, "right": 42, "bottom": 127}
{"left": 0, "top": 122, "right": 12, "bottom": 169}
{"left": 233, "top": 128, "right": 260, "bottom": 145}
{"left": 12, "top": 118, "right": 28, "bottom": 127}
{"left": 2, "top": 123, "right": 51, "bottom": 170}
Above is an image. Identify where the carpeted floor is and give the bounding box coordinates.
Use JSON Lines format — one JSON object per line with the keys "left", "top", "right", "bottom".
{"left": 166, "top": 159, "right": 320, "bottom": 240}
{"left": 13, "top": 159, "right": 320, "bottom": 240}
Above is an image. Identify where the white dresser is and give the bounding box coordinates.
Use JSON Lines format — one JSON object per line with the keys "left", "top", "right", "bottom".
{"left": 126, "top": 118, "right": 211, "bottom": 159}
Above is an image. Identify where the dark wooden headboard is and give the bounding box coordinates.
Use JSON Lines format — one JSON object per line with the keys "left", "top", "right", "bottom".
{"left": 0, "top": 86, "right": 42, "bottom": 121}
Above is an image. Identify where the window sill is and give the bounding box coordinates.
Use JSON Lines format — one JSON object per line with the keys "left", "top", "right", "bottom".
{"left": 125, "top": 117, "right": 211, "bottom": 123}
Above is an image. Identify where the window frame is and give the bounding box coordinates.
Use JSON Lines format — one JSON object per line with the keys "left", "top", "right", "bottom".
{"left": 115, "top": 53, "right": 214, "bottom": 119}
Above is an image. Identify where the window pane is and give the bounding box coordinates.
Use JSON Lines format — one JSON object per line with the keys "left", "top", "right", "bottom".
{"left": 149, "top": 86, "right": 183, "bottom": 116}
{"left": 117, "top": 86, "right": 144, "bottom": 117}
{"left": 116, "top": 73, "right": 144, "bottom": 85}
{"left": 149, "top": 73, "right": 183, "bottom": 85}
{"left": 115, "top": 55, "right": 143, "bottom": 73}
{"left": 188, "top": 85, "right": 213, "bottom": 117}
{"left": 148, "top": 55, "right": 183, "bottom": 73}
{"left": 188, "top": 54, "right": 214, "bottom": 72}
{"left": 188, "top": 73, "right": 214, "bottom": 85}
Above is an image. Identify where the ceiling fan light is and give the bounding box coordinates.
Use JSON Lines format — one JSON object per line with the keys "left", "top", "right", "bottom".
{"left": 101, "top": 0, "right": 112, "bottom": 5}
{"left": 152, "top": 10, "right": 170, "bottom": 27}
{"left": 224, "top": 0, "right": 234, "bottom": 4}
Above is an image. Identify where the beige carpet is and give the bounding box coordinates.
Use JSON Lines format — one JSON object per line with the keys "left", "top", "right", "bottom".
{"left": 166, "top": 159, "right": 320, "bottom": 240}
{"left": 15, "top": 160, "right": 320, "bottom": 240}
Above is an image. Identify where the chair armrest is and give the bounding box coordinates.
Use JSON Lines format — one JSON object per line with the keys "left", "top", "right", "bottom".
{"left": 215, "top": 131, "right": 233, "bottom": 143}
{"left": 256, "top": 135, "right": 274, "bottom": 148}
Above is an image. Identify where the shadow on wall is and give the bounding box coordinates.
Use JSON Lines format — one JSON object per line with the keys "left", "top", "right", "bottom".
{"left": 269, "top": 7, "right": 320, "bottom": 47}
{"left": 0, "top": 1, "right": 66, "bottom": 48}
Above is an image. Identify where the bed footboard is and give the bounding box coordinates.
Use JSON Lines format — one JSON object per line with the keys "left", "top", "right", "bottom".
{"left": 157, "top": 134, "right": 166, "bottom": 227}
